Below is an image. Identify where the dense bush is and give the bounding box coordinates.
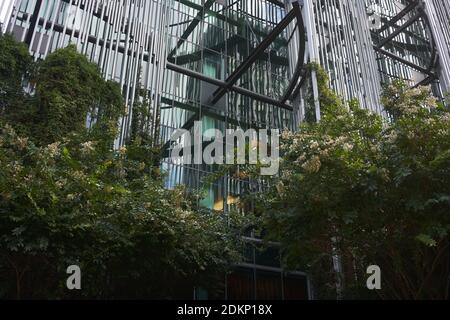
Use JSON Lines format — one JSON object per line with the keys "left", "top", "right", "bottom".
{"left": 0, "top": 34, "right": 245, "bottom": 299}
{"left": 0, "top": 125, "right": 242, "bottom": 299}
{"left": 257, "top": 68, "right": 450, "bottom": 299}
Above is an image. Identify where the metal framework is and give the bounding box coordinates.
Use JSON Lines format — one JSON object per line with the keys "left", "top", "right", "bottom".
{"left": 168, "top": 0, "right": 216, "bottom": 58}
{"left": 5, "top": 0, "right": 172, "bottom": 147}
{"left": 372, "top": 0, "right": 438, "bottom": 84}
{"left": 4, "top": 1, "right": 448, "bottom": 137}
{"left": 165, "top": 0, "right": 306, "bottom": 112}
{"left": 209, "top": 2, "right": 305, "bottom": 106}
{"left": 3, "top": 0, "right": 449, "bottom": 198}
{"left": 2, "top": 0, "right": 449, "bottom": 300}
{"left": 161, "top": 0, "right": 307, "bottom": 157}
{"left": 423, "top": 0, "right": 450, "bottom": 93}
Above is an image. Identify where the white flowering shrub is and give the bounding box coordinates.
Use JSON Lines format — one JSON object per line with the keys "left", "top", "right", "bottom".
{"left": 257, "top": 69, "right": 450, "bottom": 299}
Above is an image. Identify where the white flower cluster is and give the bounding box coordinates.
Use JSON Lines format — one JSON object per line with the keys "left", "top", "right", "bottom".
{"left": 46, "top": 142, "right": 61, "bottom": 158}
{"left": 301, "top": 156, "right": 321, "bottom": 174}
{"left": 80, "top": 141, "right": 96, "bottom": 154}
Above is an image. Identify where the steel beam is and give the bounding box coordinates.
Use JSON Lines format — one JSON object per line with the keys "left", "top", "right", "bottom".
{"left": 209, "top": 7, "right": 298, "bottom": 105}
{"left": 267, "top": 0, "right": 285, "bottom": 7}
{"left": 168, "top": 0, "right": 216, "bottom": 57}
{"left": 378, "top": 0, "right": 419, "bottom": 34}
{"left": 413, "top": 75, "right": 436, "bottom": 88}
{"left": 166, "top": 62, "right": 293, "bottom": 110}
{"left": 281, "top": 2, "right": 306, "bottom": 104}
{"left": 376, "top": 10, "right": 423, "bottom": 49}
{"left": 374, "top": 46, "right": 436, "bottom": 77}
{"left": 24, "top": 0, "right": 43, "bottom": 45}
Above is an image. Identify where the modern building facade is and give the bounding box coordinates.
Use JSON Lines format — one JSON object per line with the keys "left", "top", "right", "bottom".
{"left": 2, "top": 0, "right": 449, "bottom": 299}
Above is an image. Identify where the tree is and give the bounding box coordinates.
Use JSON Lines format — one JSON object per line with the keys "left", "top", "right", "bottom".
{"left": 34, "top": 45, "right": 123, "bottom": 144}
{"left": 0, "top": 35, "right": 123, "bottom": 145}
{"left": 0, "top": 34, "right": 34, "bottom": 129}
{"left": 257, "top": 68, "right": 450, "bottom": 299}
{"left": 0, "top": 37, "right": 247, "bottom": 299}
{"left": 0, "top": 124, "right": 244, "bottom": 299}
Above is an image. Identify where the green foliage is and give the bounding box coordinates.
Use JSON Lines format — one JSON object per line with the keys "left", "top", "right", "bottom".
{"left": 381, "top": 79, "right": 439, "bottom": 120}
{"left": 0, "top": 37, "right": 246, "bottom": 299}
{"left": 34, "top": 45, "right": 123, "bottom": 144}
{"left": 0, "top": 34, "right": 34, "bottom": 127}
{"left": 0, "top": 37, "right": 123, "bottom": 145}
{"left": 0, "top": 124, "right": 243, "bottom": 299}
{"left": 258, "top": 68, "right": 450, "bottom": 299}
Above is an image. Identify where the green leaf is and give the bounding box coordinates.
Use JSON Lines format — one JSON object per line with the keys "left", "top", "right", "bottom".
{"left": 416, "top": 234, "right": 437, "bottom": 247}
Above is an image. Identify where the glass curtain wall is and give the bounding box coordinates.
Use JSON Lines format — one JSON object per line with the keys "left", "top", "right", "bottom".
{"left": 161, "top": 0, "right": 297, "bottom": 212}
